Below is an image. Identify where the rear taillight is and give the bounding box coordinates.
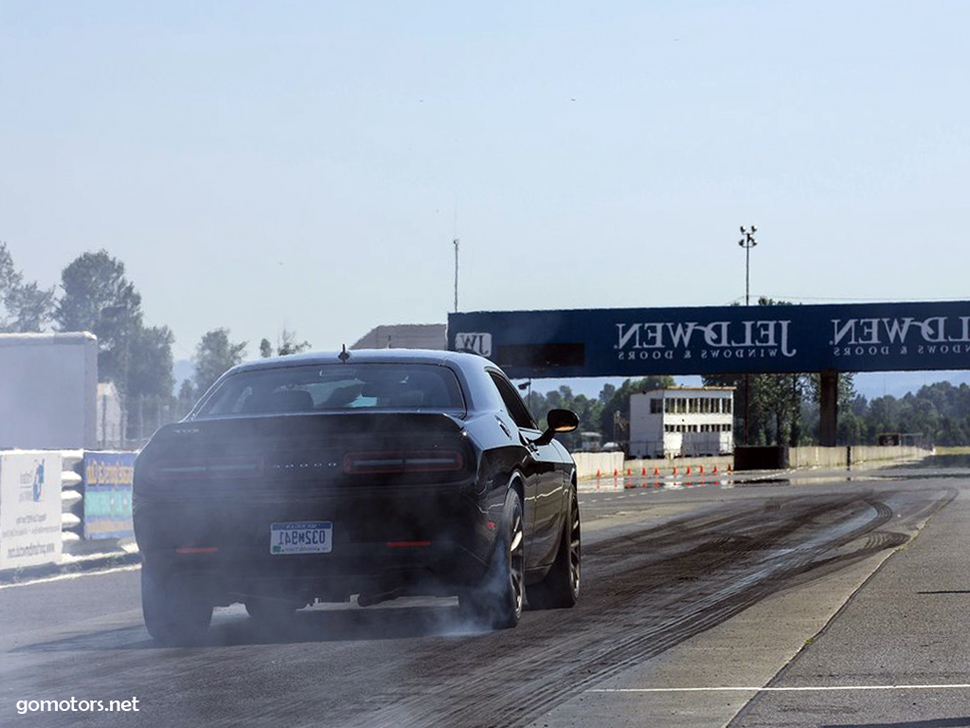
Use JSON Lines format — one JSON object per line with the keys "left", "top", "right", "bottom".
{"left": 149, "top": 457, "right": 264, "bottom": 480}
{"left": 343, "top": 450, "right": 464, "bottom": 474}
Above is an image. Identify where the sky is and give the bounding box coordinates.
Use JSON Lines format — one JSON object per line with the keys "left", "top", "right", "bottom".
{"left": 2, "top": 1, "right": 969, "bottom": 395}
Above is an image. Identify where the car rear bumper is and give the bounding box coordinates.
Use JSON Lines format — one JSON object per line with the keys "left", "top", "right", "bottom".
{"left": 134, "top": 484, "right": 499, "bottom": 603}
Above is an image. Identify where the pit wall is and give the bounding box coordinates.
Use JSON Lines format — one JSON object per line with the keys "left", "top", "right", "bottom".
{"left": 789, "top": 445, "right": 929, "bottom": 469}
{"left": 575, "top": 445, "right": 931, "bottom": 480}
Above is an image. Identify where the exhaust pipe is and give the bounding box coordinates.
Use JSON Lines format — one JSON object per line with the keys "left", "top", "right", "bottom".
{"left": 356, "top": 587, "right": 403, "bottom": 608}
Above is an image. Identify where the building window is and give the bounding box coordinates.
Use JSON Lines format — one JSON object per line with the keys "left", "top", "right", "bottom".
{"left": 651, "top": 398, "right": 663, "bottom": 414}
{"left": 723, "top": 398, "right": 733, "bottom": 414}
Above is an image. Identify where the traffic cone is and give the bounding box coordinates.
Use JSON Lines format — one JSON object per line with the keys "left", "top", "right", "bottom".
{"left": 686, "top": 466, "right": 692, "bottom": 475}
{"left": 654, "top": 467, "right": 660, "bottom": 476}
{"left": 596, "top": 469, "right": 601, "bottom": 478}
{"left": 713, "top": 465, "right": 718, "bottom": 473}
{"left": 699, "top": 465, "right": 704, "bottom": 474}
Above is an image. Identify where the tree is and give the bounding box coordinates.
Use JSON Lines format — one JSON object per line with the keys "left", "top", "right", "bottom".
{"left": 125, "top": 324, "right": 177, "bottom": 439}
{"left": 193, "top": 329, "right": 247, "bottom": 395}
{"left": 703, "top": 297, "right": 857, "bottom": 446}
{"left": 176, "top": 379, "right": 198, "bottom": 420}
{"left": 260, "top": 327, "right": 311, "bottom": 357}
{"left": 0, "top": 242, "right": 55, "bottom": 332}
{"left": 598, "top": 376, "right": 675, "bottom": 445}
{"left": 54, "top": 250, "right": 179, "bottom": 441}
{"left": 55, "top": 250, "right": 142, "bottom": 389}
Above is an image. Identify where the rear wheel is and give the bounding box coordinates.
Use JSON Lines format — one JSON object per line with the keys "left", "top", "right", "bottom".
{"left": 459, "top": 489, "right": 525, "bottom": 629}
{"left": 141, "top": 565, "right": 213, "bottom": 646}
{"left": 527, "top": 485, "right": 581, "bottom": 609}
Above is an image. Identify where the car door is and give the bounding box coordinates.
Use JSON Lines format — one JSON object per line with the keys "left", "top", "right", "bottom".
{"left": 486, "top": 370, "right": 563, "bottom": 569}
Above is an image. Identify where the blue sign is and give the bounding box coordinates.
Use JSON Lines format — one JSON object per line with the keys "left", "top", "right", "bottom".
{"left": 449, "top": 301, "right": 970, "bottom": 378}
{"left": 83, "top": 451, "right": 136, "bottom": 540}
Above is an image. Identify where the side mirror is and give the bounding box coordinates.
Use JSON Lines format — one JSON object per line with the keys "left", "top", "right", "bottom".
{"left": 533, "top": 408, "right": 579, "bottom": 446}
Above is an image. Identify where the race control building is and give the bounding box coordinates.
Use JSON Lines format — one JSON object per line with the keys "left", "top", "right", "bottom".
{"left": 628, "top": 387, "right": 735, "bottom": 459}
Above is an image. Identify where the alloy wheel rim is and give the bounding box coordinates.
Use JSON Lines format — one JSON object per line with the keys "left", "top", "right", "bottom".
{"left": 509, "top": 508, "right": 524, "bottom": 616}
{"left": 569, "top": 491, "right": 581, "bottom": 596}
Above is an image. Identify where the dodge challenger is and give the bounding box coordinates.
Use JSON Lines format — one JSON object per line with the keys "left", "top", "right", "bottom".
{"left": 133, "top": 349, "right": 581, "bottom": 644}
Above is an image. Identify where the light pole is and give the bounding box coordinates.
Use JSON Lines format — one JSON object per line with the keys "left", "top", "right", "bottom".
{"left": 738, "top": 225, "right": 757, "bottom": 446}
{"left": 738, "top": 225, "right": 757, "bottom": 306}
{"left": 453, "top": 238, "right": 460, "bottom": 313}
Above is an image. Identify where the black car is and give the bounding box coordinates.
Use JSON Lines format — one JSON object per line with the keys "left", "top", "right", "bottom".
{"left": 133, "top": 349, "right": 581, "bottom": 644}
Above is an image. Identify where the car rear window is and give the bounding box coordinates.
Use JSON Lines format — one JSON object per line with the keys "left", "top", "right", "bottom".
{"left": 195, "top": 363, "right": 466, "bottom": 417}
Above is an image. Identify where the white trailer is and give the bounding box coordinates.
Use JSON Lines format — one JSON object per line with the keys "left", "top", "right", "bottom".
{"left": 0, "top": 333, "right": 98, "bottom": 450}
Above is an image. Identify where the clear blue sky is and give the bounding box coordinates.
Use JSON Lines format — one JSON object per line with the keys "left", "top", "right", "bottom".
{"left": 3, "top": 1, "right": 969, "bottom": 382}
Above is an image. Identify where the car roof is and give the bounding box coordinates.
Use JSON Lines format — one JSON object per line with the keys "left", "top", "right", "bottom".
{"left": 227, "top": 348, "right": 489, "bottom": 375}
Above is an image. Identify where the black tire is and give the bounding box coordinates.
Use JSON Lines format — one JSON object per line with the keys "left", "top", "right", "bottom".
{"left": 527, "top": 485, "right": 581, "bottom": 610}
{"left": 245, "top": 597, "right": 301, "bottom": 624}
{"left": 141, "top": 565, "right": 213, "bottom": 646}
{"left": 459, "top": 489, "right": 525, "bottom": 629}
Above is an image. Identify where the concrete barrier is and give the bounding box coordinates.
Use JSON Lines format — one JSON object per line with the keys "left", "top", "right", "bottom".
{"left": 573, "top": 452, "right": 625, "bottom": 479}
{"left": 575, "top": 445, "right": 930, "bottom": 480}
{"left": 789, "top": 445, "right": 930, "bottom": 469}
{"left": 577, "top": 454, "right": 734, "bottom": 480}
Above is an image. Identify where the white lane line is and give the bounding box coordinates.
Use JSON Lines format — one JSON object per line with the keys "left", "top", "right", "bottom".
{"left": 590, "top": 684, "right": 970, "bottom": 693}
{"left": 0, "top": 564, "right": 140, "bottom": 590}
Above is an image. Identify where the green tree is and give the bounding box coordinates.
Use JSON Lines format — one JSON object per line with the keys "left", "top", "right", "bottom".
{"left": 55, "top": 250, "right": 142, "bottom": 389}
{"left": 193, "top": 329, "right": 247, "bottom": 395}
{"left": 599, "top": 376, "right": 675, "bottom": 445}
{"left": 55, "top": 250, "right": 178, "bottom": 440}
{"left": 0, "top": 242, "right": 55, "bottom": 332}
{"left": 704, "top": 297, "right": 856, "bottom": 446}
{"left": 175, "top": 379, "right": 198, "bottom": 420}
{"left": 260, "top": 328, "right": 311, "bottom": 357}
{"left": 125, "top": 324, "right": 176, "bottom": 439}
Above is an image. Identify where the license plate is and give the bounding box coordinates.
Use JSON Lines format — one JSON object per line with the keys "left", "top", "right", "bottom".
{"left": 270, "top": 521, "right": 333, "bottom": 555}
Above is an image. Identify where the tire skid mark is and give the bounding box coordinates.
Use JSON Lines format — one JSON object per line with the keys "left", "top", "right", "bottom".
{"left": 335, "top": 490, "right": 948, "bottom": 728}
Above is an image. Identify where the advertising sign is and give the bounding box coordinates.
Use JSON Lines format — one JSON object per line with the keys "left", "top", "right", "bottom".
{"left": 82, "top": 451, "right": 136, "bottom": 540}
{"left": 0, "top": 452, "right": 63, "bottom": 570}
{"left": 449, "top": 301, "right": 970, "bottom": 378}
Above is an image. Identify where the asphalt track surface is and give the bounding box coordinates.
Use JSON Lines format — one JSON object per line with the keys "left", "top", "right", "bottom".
{"left": 2, "top": 463, "right": 968, "bottom": 728}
